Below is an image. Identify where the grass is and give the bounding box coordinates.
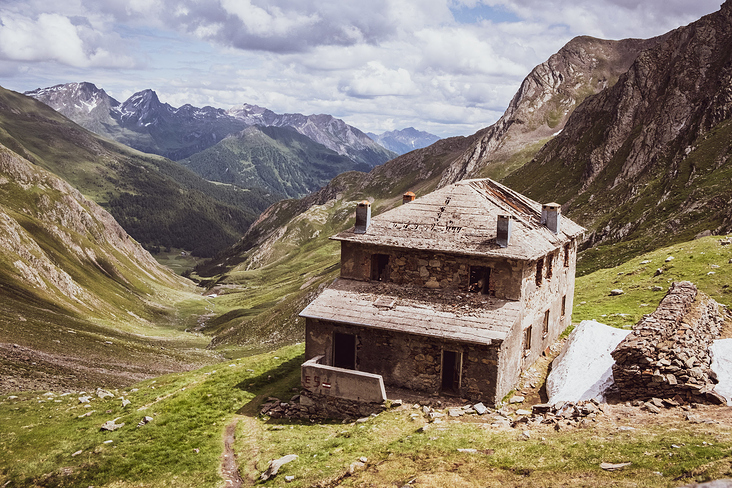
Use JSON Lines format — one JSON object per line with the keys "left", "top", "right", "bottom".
{"left": 2, "top": 231, "right": 732, "bottom": 487}
{"left": 4, "top": 341, "right": 732, "bottom": 488}
{"left": 574, "top": 235, "right": 732, "bottom": 328}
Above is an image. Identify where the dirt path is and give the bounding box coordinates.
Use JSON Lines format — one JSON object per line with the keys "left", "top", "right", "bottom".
{"left": 221, "top": 418, "right": 245, "bottom": 488}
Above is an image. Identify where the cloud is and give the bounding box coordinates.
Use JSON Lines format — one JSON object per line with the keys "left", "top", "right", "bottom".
{"left": 340, "top": 61, "right": 417, "bottom": 98}
{"left": 0, "top": 11, "right": 135, "bottom": 68}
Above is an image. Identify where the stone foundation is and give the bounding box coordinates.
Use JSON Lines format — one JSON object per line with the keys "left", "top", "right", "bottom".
{"left": 260, "top": 392, "right": 386, "bottom": 420}
{"left": 611, "top": 281, "right": 725, "bottom": 404}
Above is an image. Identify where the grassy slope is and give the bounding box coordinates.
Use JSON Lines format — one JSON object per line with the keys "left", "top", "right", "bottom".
{"left": 504, "top": 107, "right": 732, "bottom": 277}
{"left": 0, "top": 143, "right": 220, "bottom": 392}
{"left": 2, "top": 340, "right": 732, "bottom": 487}
{"left": 574, "top": 234, "right": 732, "bottom": 328}
{"left": 0, "top": 86, "right": 275, "bottom": 257}
{"left": 179, "top": 125, "right": 371, "bottom": 199}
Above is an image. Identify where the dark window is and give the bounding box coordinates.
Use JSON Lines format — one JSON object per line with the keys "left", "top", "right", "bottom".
{"left": 542, "top": 310, "right": 550, "bottom": 338}
{"left": 564, "top": 243, "right": 571, "bottom": 267}
{"left": 561, "top": 295, "right": 567, "bottom": 317}
{"left": 468, "top": 266, "right": 493, "bottom": 295}
{"left": 370, "top": 254, "right": 390, "bottom": 281}
{"left": 547, "top": 253, "right": 554, "bottom": 280}
{"left": 524, "top": 325, "right": 532, "bottom": 351}
{"left": 441, "top": 350, "right": 461, "bottom": 394}
{"left": 535, "top": 259, "right": 543, "bottom": 286}
{"left": 333, "top": 332, "right": 356, "bottom": 369}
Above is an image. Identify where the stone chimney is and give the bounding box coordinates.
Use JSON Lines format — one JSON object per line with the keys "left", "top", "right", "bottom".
{"left": 402, "top": 191, "right": 415, "bottom": 204}
{"left": 541, "top": 203, "right": 561, "bottom": 234}
{"left": 355, "top": 200, "right": 371, "bottom": 234}
{"left": 496, "top": 215, "right": 512, "bottom": 248}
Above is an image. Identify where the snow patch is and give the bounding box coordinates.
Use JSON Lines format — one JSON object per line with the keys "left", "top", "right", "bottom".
{"left": 711, "top": 339, "right": 732, "bottom": 406}
{"left": 546, "top": 320, "right": 630, "bottom": 404}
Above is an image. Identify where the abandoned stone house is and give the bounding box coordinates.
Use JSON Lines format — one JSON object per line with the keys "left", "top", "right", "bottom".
{"left": 299, "top": 178, "right": 585, "bottom": 405}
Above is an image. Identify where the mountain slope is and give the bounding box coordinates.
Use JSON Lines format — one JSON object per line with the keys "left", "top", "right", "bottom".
{"left": 439, "top": 35, "right": 667, "bottom": 186}
{"left": 227, "top": 104, "right": 397, "bottom": 166}
{"left": 504, "top": 0, "right": 732, "bottom": 270}
{"left": 179, "top": 125, "right": 371, "bottom": 199}
{"left": 367, "top": 127, "right": 441, "bottom": 155}
{"left": 0, "top": 142, "right": 218, "bottom": 392}
{"left": 0, "top": 86, "right": 274, "bottom": 257}
{"left": 27, "top": 85, "right": 398, "bottom": 166}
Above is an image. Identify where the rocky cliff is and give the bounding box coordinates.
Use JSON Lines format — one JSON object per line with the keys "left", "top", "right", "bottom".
{"left": 504, "top": 1, "right": 732, "bottom": 266}
{"left": 440, "top": 35, "right": 666, "bottom": 186}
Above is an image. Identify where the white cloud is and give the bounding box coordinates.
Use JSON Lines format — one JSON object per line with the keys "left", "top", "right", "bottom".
{"left": 0, "top": 11, "right": 135, "bottom": 68}
{"left": 341, "top": 61, "right": 416, "bottom": 98}
{"left": 0, "top": 0, "right": 724, "bottom": 138}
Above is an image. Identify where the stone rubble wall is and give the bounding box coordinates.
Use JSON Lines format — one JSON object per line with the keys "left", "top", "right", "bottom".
{"left": 611, "top": 281, "right": 725, "bottom": 404}
{"left": 260, "top": 392, "right": 386, "bottom": 420}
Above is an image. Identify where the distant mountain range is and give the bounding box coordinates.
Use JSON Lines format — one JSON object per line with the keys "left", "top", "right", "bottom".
{"left": 25, "top": 83, "right": 398, "bottom": 165}
{"left": 0, "top": 86, "right": 274, "bottom": 257}
{"left": 366, "top": 127, "right": 441, "bottom": 155}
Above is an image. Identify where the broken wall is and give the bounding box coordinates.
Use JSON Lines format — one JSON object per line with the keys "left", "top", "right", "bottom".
{"left": 611, "top": 281, "right": 725, "bottom": 403}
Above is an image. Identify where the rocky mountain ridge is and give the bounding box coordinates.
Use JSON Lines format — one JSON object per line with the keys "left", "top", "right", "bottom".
{"left": 439, "top": 34, "right": 667, "bottom": 187}
{"left": 179, "top": 125, "right": 372, "bottom": 199}
{"left": 504, "top": 0, "right": 732, "bottom": 267}
{"left": 366, "top": 127, "right": 441, "bottom": 155}
{"left": 26, "top": 84, "right": 397, "bottom": 166}
{"left": 0, "top": 86, "right": 273, "bottom": 257}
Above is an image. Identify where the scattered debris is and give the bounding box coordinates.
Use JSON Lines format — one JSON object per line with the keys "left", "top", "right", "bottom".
{"left": 610, "top": 289, "right": 624, "bottom": 296}
{"left": 137, "top": 416, "right": 153, "bottom": 428}
{"left": 100, "top": 418, "right": 124, "bottom": 431}
{"left": 600, "top": 462, "right": 631, "bottom": 471}
{"left": 96, "top": 389, "right": 114, "bottom": 400}
{"left": 260, "top": 454, "right": 298, "bottom": 481}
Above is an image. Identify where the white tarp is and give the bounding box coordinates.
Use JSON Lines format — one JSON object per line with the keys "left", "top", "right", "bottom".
{"left": 711, "top": 339, "right": 732, "bottom": 406}
{"left": 546, "top": 320, "right": 630, "bottom": 404}
{"left": 547, "top": 320, "right": 732, "bottom": 405}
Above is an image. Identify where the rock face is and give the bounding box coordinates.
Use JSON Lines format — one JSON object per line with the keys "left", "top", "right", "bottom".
{"left": 506, "top": 1, "right": 732, "bottom": 252}
{"left": 439, "top": 35, "right": 665, "bottom": 186}
{"left": 611, "top": 282, "right": 725, "bottom": 403}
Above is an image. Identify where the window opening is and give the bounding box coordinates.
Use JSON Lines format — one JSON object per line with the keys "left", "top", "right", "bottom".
{"left": 333, "top": 332, "right": 356, "bottom": 370}
{"left": 468, "top": 266, "right": 493, "bottom": 295}
{"left": 561, "top": 295, "right": 567, "bottom": 317}
{"left": 542, "top": 310, "right": 550, "bottom": 338}
{"left": 441, "top": 350, "right": 462, "bottom": 394}
{"left": 564, "top": 243, "right": 571, "bottom": 267}
{"left": 535, "top": 259, "right": 543, "bottom": 286}
{"left": 547, "top": 253, "right": 554, "bottom": 280}
{"left": 370, "top": 254, "right": 390, "bottom": 282}
{"left": 524, "top": 326, "right": 532, "bottom": 351}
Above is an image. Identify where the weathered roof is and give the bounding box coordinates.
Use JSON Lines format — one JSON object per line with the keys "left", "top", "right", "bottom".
{"left": 333, "top": 178, "right": 585, "bottom": 261}
{"left": 300, "top": 279, "right": 521, "bottom": 345}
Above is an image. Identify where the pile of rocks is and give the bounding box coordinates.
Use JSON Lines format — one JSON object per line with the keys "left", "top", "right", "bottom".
{"left": 512, "top": 400, "right": 604, "bottom": 430}
{"left": 611, "top": 281, "right": 725, "bottom": 404}
{"left": 260, "top": 392, "right": 386, "bottom": 420}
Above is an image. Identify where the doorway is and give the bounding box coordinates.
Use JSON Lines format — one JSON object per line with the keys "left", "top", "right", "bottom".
{"left": 333, "top": 332, "right": 356, "bottom": 370}
{"left": 441, "top": 350, "right": 462, "bottom": 394}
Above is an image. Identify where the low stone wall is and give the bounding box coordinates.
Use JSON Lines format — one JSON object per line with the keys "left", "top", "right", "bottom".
{"left": 611, "top": 281, "right": 725, "bottom": 404}
{"left": 301, "top": 356, "right": 387, "bottom": 403}
{"left": 260, "top": 393, "right": 386, "bottom": 420}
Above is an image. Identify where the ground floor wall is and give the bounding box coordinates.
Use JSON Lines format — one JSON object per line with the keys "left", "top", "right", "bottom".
{"left": 305, "top": 318, "right": 504, "bottom": 403}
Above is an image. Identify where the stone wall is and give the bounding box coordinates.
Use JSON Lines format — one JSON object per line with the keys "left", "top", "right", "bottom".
{"left": 339, "top": 241, "right": 523, "bottom": 300}
{"left": 305, "top": 318, "right": 502, "bottom": 403}
{"left": 611, "top": 281, "right": 725, "bottom": 404}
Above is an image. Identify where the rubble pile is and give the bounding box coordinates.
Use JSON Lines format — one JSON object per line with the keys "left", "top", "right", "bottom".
{"left": 611, "top": 281, "right": 725, "bottom": 404}
{"left": 260, "top": 392, "right": 386, "bottom": 420}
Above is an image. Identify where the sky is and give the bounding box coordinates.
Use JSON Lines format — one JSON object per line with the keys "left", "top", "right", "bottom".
{"left": 0, "top": 0, "right": 723, "bottom": 138}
